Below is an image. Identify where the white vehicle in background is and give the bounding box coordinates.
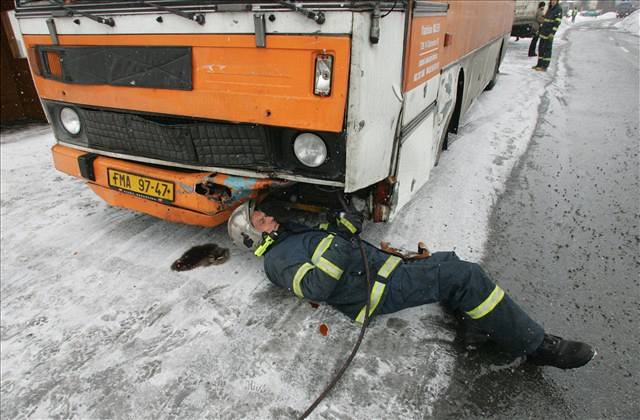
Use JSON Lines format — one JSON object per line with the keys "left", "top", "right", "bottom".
{"left": 512, "top": 0, "right": 541, "bottom": 38}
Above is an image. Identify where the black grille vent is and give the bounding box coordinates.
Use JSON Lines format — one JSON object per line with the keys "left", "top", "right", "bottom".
{"left": 78, "top": 107, "right": 269, "bottom": 168}
{"left": 190, "top": 124, "right": 268, "bottom": 166}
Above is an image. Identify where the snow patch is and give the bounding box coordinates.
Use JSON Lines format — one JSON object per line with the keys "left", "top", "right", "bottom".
{"left": 615, "top": 10, "right": 640, "bottom": 36}
{"left": 600, "top": 11, "right": 618, "bottom": 20}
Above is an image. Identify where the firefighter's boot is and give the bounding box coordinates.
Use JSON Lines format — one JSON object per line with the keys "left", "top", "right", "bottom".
{"left": 527, "top": 334, "right": 595, "bottom": 369}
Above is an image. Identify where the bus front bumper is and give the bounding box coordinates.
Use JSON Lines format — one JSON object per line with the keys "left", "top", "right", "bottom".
{"left": 51, "top": 144, "right": 280, "bottom": 227}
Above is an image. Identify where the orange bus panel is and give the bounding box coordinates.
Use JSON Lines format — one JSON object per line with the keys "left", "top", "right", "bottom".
{"left": 23, "top": 34, "right": 351, "bottom": 133}
{"left": 403, "top": 15, "right": 447, "bottom": 92}
{"left": 403, "top": 0, "right": 515, "bottom": 93}
{"left": 438, "top": 0, "right": 514, "bottom": 68}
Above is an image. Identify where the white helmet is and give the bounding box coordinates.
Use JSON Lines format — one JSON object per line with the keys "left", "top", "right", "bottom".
{"left": 227, "top": 200, "right": 263, "bottom": 251}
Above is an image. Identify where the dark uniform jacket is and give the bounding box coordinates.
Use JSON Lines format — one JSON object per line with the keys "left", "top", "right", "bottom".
{"left": 263, "top": 217, "right": 399, "bottom": 321}
{"left": 539, "top": 4, "right": 562, "bottom": 39}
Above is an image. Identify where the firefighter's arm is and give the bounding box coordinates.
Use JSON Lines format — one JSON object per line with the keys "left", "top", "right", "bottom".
{"left": 278, "top": 235, "right": 351, "bottom": 301}
{"left": 323, "top": 210, "right": 364, "bottom": 237}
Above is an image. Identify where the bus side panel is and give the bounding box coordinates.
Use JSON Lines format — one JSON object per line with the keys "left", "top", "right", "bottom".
{"left": 438, "top": 0, "right": 514, "bottom": 68}
{"left": 390, "top": 111, "right": 436, "bottom": 218}
{"left": 388, "top": 0, "right": 514, "bottom": 219}
{"left": 402, "top": 14, "right": 446, "bottom": 125}
{"left": 344, "top": 12, "right": 405, "bottom": 193}
{"left": 458, "top": 36, "right": 507, "bottom": 121}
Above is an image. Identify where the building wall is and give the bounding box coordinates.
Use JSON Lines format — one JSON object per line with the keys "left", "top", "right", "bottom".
{"left": 1, "top": 2, "right": 45, "bottom": 125}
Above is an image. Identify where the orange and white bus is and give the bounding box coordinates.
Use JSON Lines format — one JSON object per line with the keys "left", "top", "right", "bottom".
{"left": 11, "top": 0, "right": 514, "bottom": 226}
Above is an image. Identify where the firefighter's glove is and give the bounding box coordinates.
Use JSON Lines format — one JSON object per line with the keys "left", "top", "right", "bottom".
{"left": 328, "top": 210, "right": 363, "bottom": 236}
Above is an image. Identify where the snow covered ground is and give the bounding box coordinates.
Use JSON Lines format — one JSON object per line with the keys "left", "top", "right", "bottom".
{"left": 2, "top": 38, "right": 555, "bottom": 418}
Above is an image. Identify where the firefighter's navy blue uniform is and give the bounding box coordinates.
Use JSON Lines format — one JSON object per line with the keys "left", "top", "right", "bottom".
{"left": 261, "top": 215, "right": 545, "bottom": 356}
{"left": 536, "top": 3, "right": 563, "bottom": 69}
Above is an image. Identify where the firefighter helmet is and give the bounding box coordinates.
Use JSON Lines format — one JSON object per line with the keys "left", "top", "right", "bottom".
{"left": 227, "top": 200, "right": 263, "bottom": 251}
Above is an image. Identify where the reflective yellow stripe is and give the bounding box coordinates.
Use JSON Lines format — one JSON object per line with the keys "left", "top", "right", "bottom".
{"left": 465, "top": 285, "right": 505, "bottom": 320}
{"left": 378, "top": 255, "right": 402, "bottom": 278}
{"left": 309, "top": 234, "right": 344, "bottom": 280}
{"left": 354, "top": 255, "right": 402, "bottom": 323}
{"left": 292, "top": 262, "right": 314, "bottom": 298}
{"left": 254, "top": 235, "right": 274, "bottom": 257}
{"left": 355, "top": 281, "right": 386, "bottom": 324}
{"left": 312, "top": 235, "right": 334, "bottom": 264}
{"left": 316, "top": 257, "right": 343, "bottom": 280}
{"left": 318, "top": 223, "right": 329, "bottom": 230}
{"left": 338, "top": 216, "right": 357, "bottom": 234}
{"left": 289, "top": 234, "right": 344, "bottom": 298}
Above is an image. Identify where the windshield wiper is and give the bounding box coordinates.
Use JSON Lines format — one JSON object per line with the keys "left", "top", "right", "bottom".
{"left": 47, "top": 0, "right": 115, "bottom": 27}
{"left": 276, "top": 1, "right": 325, "bottom": 24}
{"left": 139, "top": 1, "right": 205, "bottom": 25}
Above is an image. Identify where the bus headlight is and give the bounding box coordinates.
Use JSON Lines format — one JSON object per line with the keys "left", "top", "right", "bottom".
{"left": 293, "top": 133, "right": 327, "bottom": 167}
{"left": 314, "top": 54, "right": 333, "bottom": 96}
{"left": 60, "top": 107, "right": 81, "bottom": 135}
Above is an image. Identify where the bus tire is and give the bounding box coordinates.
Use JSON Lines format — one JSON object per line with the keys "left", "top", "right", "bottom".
{"left": 484, "top": 69, "right": 498, "bottom": 91}
{"left": 485, "top": 43, "right": 503, "bottom": 91}
{"left": 434, "top": 130, "right": 448, "bottom": 166}
{"left": 434, "top": 114, "right": 453, "bottom": 166}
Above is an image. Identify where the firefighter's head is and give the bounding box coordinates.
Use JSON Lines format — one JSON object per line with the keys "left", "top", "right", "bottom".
{"left": 251, "top": 209, "right": 279, "bottom": 234}
{"left": 227, "top": 200, "right": 279, "bottom": 251}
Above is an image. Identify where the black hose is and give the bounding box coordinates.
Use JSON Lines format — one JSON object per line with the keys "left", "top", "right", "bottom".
{"left": 298, "top": 195, "right": 373, "bottom": 419}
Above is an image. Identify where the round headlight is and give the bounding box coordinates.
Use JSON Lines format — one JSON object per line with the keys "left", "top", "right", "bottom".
{"left": 293, "top": 133, "right": 327, "bottom": 168}
{"left": 60, "top": 107, "right": 81, "bottom": 135}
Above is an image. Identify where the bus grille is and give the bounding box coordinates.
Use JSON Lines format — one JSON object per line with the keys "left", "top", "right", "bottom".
{"left": 80, "top": 107, "right": 270, "bottom": 168}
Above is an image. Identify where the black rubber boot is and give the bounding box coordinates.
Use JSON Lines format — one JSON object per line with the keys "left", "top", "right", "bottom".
{"left": 527, "top": 334, "right": 595, "bottom": 369}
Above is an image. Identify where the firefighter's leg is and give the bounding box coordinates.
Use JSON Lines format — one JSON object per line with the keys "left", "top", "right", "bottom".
{"left": 528, "top": 34, "right": 539, "bottom": 57}
{"left": 380, "top": 259, "right": 544, "bottom": 355}
{"left": 536, "top": 38, "right": 552, "bottom": 68}
{"left": 540, "top": 39, "right": 553, "bottom": 68}
{"left": 437, "top": 261, "right": 544, "bottom": 355}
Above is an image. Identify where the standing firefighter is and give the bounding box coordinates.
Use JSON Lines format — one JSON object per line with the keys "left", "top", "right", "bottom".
{"left": 228, "top": 201, "right": 595, "bottom": 369}
{"left": 534, "top": 0, "right": 563, "bottom": 71}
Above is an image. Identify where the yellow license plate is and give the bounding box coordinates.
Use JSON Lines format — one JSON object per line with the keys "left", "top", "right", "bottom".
{"left": 107, "top": 168, "right": 175, "bottom": 203}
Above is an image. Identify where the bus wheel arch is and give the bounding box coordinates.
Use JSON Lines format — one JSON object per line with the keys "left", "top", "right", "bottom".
{"left": 448, "top": 68, "right": 465, "bottom": 137}
{"left": 485, "top": 40, "right": 504, "bottom": 91}
{"left": 435, "top": 67, "right": 464, "bottom": 165}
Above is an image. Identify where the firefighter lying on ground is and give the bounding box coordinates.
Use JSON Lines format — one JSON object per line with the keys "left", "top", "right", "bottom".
{"left": 227, "top": 201, "right": 595, "bottom": 369}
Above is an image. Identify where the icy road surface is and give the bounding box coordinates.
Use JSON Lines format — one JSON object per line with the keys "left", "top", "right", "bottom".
{"left": 1, "top": 30, "right": 578, "bottom": 419}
